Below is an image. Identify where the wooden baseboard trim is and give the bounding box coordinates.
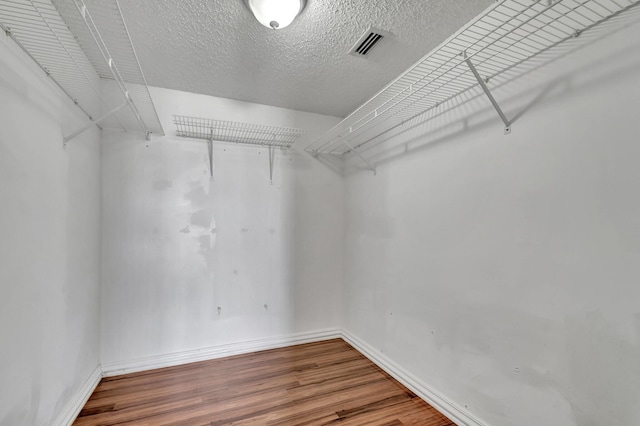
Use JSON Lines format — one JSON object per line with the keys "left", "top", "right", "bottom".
{"left": 340, "top": 329, "right": 487, "bottom": 426}
{"left": 101, "top": 328, "right": 341, "bottom": 377}
{"left": 54, "top": 365, "right": 102, "bottom": 426}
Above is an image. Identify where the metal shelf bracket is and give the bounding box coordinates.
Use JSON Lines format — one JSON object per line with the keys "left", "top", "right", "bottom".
{"left": 268, "top": 146, "right": 275, "bottom": 184}
{"left": 340, "top": 137, "right": 377, "bottom": 176}
{"left": 0, "top": 0, "right": 165, "bottom": 146}
{"left": 63, "top": 101, "right": 128, "bottom": 146}
{"left": 208, "top": 128, "right": 214, "bottom": 180}
{"left": 463, "top": 51, "right": 512, "bottom": 135}
{"left": 173, "top": 116, "right": 304, "bottom": 183}
{"left": 306, "top": 0, "right": 640, "bottom": 162}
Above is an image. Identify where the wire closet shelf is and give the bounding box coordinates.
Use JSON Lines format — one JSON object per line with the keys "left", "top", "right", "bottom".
{"left": 173, "top": 116, "right": 304, "bottom": 149}
{"left": 306, "top": 0, "right": 640, "bottom": 163}
{"left": 173, "top": 116, "right": 305, "bottom": 182}
{"left": 0, "top": 0, "right": 163, "bottom": 144}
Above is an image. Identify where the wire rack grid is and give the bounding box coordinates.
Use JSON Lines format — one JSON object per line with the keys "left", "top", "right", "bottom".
{"left": 0, "top": 0, "right": 163, "bottom": 140}
{"left": 50, "top": 0, "right": 163, "bottom": 135}
{"left": 306, "top": 0, "right": 640, "bottom": 157}
{"left": 173, "top": 116, "right": 305, "bottom": 149}
{"left": 0, "top": 0, "right": 103, "bottom": 122}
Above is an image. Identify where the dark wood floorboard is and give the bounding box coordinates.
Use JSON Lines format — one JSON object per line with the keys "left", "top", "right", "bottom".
{"left": 74, "top": 339, "right": 455, "bottom": 426}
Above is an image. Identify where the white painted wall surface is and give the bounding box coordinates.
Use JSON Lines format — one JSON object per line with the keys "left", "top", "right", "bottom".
{"left": 0, "top": 36, "right": 102, "bottom": 424}
{"left": 342, "top": 19, "right": 640, "bottom": 426}
{"left": 100, "top": 85, "right": 343, "bottom": 367}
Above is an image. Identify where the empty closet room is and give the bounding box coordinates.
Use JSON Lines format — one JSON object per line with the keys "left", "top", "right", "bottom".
{"left": 1, "top": 0, "right": 640, "bottom": 425}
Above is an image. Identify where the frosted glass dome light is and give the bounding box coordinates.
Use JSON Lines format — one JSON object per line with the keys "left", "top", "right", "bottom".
{"left": 245, "top": 0, "right": 306, "bottom": 30}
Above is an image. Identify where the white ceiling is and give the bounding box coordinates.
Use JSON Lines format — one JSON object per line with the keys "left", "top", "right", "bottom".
{"left": 106, "top": 0, "right": 493, "bottom": 117}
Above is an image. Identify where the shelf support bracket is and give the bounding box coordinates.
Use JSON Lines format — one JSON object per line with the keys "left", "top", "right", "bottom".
{"left": 464, "top": 52, "right": 511, "bottom": 134}
{"left": 340, "top": 138, "right": 376, "bottom": 175}
{"left": 268, "top": 146, "right": 275, "bottom": 184}
{"left": 63, "top": 101, "right": 128, "bottom": 146}
{"left": 208, "top": 128, "right": 214, "bottom": 180}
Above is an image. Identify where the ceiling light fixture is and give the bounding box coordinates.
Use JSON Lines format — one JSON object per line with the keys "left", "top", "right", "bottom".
{"left": 244, "top": 0, "right": 306, "bottom": 30}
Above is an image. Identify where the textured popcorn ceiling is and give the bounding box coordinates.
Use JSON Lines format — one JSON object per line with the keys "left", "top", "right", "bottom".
{"left": 98, "top": 0, "right": 493, "bottom": 117}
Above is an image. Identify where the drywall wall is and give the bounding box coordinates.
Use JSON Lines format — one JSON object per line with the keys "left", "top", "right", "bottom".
{"left": 342, "top": 17, "right": 640, "bottom": 426}
{"left": 100, "top": 85, "right": 344, "bottom": 368}
{"left": 0, "top": 35, "right": 102, "bottom": 424}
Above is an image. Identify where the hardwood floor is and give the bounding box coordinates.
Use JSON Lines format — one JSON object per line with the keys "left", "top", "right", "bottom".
{"left": 74, "top": 339, "right": 454, "bottom": 425}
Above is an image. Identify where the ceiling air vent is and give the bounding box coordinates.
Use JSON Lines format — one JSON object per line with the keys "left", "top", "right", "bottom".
{"left": 349, "top": 26, "right": 390, "bottom": 57}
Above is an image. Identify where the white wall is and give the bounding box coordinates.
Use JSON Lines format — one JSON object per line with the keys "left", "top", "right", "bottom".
{"left": 100, "top": 85, "right": 344, "bottom": 367}
{"left": 342, "top": 18, "right": 640, "bottom": 426}
{"left": 0, "top": 35, "right": 102, "bottom": 425}
{"left": 3, "top": 6, "right": 639, "bottom": 426}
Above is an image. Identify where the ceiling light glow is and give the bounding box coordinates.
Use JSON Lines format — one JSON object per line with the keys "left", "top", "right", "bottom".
{"left": 245, "top": 0, "right": 306, "bottom": 30}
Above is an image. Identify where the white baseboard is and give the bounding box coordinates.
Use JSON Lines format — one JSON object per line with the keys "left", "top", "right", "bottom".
{"left": 102, "top": 328, "right": 341, "bottom": 377}
{"left": 340, "top": 329, "right": 487, "bottom": 426}
{"left": 54, "top": 365, "right": 102, "bottom": 426}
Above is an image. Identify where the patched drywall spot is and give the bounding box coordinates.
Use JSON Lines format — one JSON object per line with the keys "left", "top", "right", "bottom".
{"left": 153, "top": 180, "right": 173, "bottom": 190}
{"left": 184, "top": 180, "right": 209, "bottom": 204}
{"left": 197, "top": 235, "right": 213, "bottom": 253}
{"left": 178, "top": 175, "right": 218, "bottom": 272}
{"left": 190, "top": 209, "right": 213, "bottom": 228}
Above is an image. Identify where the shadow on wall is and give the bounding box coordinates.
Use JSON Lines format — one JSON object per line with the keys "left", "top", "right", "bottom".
{"left": 335, "top": 10, "right": 640, "bottom": 176}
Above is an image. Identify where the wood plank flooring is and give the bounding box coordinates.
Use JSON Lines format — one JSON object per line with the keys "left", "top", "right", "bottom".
{"left": 74, "top": 339, "right": 454, "bottom": 426}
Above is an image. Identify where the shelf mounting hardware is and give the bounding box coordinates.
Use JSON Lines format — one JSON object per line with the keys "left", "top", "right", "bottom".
{"left": 463, "top": 51, "right": 511, "bottom": 135}
{"left": 306, "top": 0, "right": 640, "bottom": 163}
{"left": 208, "top": 128, "right": 214, "bottom": 180}
{"left": 341, "top": 137, "right": 376, "bottom": 175}
{"left": 268, "top": 146, "right": 275, "bottom": 184}
{"left": 70, "top": 0, "right": 149, "bottom": 137}
{"left": 0, "top": 20, "right": 96, "bottom": 124}
{"left": 63, "top": 101, "right": 129, "bottom": 146}
{"left": 0, "top": 0, "right": 165, "bottom": 145}
{"left": 173, "top": 116, "right": 304, "bottom": 183}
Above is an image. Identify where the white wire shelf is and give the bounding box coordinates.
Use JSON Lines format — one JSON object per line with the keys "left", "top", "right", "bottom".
{"left": 306, "top": 0, "right": 640, "bottom": 164}
{"left": 173, "top": 116, "right": 304, "bottom": 148}
{"left": 173, "top": 116, "right": 305, "bottom": 182}
{"left": 0, "top": 0, "right": 163, "bottom": 144}
{"left": 51, "top": 0, "right": 163, "bottom": 135}
{"left": 0, "top": 0, "right": 102, "bottom": 123}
